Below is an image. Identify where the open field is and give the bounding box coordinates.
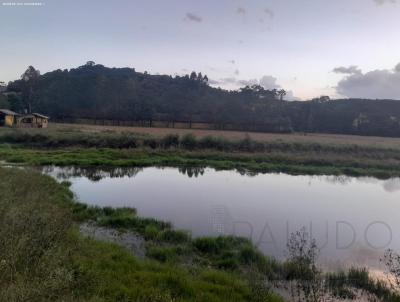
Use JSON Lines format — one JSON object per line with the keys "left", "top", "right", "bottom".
{"left": 53, "top": 123, "right": 400, "bottom": 150}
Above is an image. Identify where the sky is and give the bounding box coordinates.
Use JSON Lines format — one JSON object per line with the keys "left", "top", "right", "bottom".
{"left": 1, "top": 0, "right": 400, "bottom": 100}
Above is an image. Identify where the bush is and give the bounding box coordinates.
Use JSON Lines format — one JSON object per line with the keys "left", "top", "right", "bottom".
{"left": 162, "top": 134, "right": 179, "bottom": 148}
{"left": 239, "top": 245, "right": 263, "bottom": 265}
{"left": 158, "top": 229, "right": 191, "bottom": 243}
{"left": 180, "top": 133, "right": 197, "bottom": 150}
{"left": 147, "top": 246, "right": 177, "bottom": 262}
{"left": 143, "top": 137, "right": 158, "bottom": 149}
{"left": 144, "top": 225, "right": 161, "bottom": 240}
{"left": 193, "top": 237, "right": 223, "bottom": 254}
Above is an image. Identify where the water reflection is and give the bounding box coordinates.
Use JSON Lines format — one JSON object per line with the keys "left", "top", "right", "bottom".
{"left": 178, "top": 166, "right": 205, "bottom": 178}
{"left": 40, "top": 166, "right": 144, "bottom": 181}
{"left": 40, "top": 165, "right": 209, "bottom": 181}
{"left": 40, "top": 165, "right": 400, "bottom": 269}
{"left": 39, "top": 165, "right": 400, "bottom": 193}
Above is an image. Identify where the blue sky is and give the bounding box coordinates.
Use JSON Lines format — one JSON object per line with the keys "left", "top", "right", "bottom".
{"left": 1, "top": 0, "right": 400, "bottom": 100}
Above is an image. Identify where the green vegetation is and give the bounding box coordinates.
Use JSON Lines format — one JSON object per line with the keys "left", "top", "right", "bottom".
{"left": 326, "top": 268, "right": 400, "bottom": 301}
{"left": 2, "top": 127, "right": 400, "bottom": 178}
{"left": 6, "top": 63, "right": 400, "bottom": 137}
{"left": 0, "top": 167, "right": 282, "bottom": 301}
{"left": 70, "top": 201, "right": 280, "bottom": 279}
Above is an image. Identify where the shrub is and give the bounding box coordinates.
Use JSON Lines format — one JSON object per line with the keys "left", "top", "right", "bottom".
{"left": 180, "top": 133, "right": 197, "bottom": 150}
{"left": 147, "top": 246, "right": 177, "bottom": 262}
{"left": 239, "top": 245, "right": 262, "bottom": 265}
{"left": 162, "top": 134, "right": 179, "bottom": 148}
{"left": 193, "top": 237, "right": 223, "bottom": 254}
{"left": 158, "top": 229, "right": 191, "bottom": 243}
{"left": 144, "top": 224, "right": 161, "bottom": 240}
{"left": 143, "top": 138, "right": 158, "bottom": 149}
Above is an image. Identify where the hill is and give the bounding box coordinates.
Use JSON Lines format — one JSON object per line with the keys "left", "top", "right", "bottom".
{"left": 4, "top": 63, "right": 400, "bottom": 137}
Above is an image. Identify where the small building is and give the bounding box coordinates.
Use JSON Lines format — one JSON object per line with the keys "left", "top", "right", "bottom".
{"left": 17, "top": 113, "right": 49, "bottom": 128}
{"left": 0, "top": 109, "right": 20, "bottom": 127}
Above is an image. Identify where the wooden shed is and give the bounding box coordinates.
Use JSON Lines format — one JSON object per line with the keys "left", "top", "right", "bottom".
{"left": 17, "top": 113, "right": 49, "bottom": 128}
{"left": 0, "top": 109, "right": 20, "bottom": 127}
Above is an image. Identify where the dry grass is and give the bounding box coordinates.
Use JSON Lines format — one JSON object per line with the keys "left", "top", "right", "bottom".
{"left": 52, "top": 123, "right": 400, "bottom": 150}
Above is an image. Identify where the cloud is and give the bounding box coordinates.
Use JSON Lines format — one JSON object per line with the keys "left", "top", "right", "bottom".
{"left": 373, "top": 0, "right": 396, "bottom": 5}
{"left": 333, "top": 65, "right": 361, "bottom": 75}
{"left": 210, "top": 75, "right": 299, "bottom": 100}
{"left": 335, "top": 63, "right": 400, "bottom": 99}
{"left": 259, "top": 75, "right": 281, "bottom": 90}
{"left": 236, "top": 7, "right": 246, "bottom": 15}
{"left": 234, "top": 69, "right": 240, "bottom": 76}
{"left": 218, "top": 77, "right": 238, "bottom": 84}
{"left": 207, "top": 79, "right": 221, "bottom": 85}
{"left": 185, "top": 13, "right": 202, "bottom": 23}
{"left": 237, "top": 78, "right": 258, "bottom": 86}
{"left": 264, "top": 8, "right": 274, "bottom": 18}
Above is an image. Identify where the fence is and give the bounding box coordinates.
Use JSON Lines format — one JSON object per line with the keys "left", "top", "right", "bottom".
{"left": 51, "top": 117, "right": 292, "bottom": 133}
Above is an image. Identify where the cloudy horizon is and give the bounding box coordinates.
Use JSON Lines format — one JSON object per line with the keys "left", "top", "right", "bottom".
{"left": 1, "top": 0, "right": 400, "bottom": 100}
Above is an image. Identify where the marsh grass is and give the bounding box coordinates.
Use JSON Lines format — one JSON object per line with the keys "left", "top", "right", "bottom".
{"left": 2, "top": 127, "right": 400, "bottom": 178}
{"left": 326, "top": 267, "right": 400, "bottom": 301}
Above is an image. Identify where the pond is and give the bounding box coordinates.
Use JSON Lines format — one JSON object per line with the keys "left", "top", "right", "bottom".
{"left": 41, "top": 165, "right": 400, "bottom": 271}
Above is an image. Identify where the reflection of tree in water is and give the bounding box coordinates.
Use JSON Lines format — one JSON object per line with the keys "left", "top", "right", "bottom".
{"left": 323, "top": 175, "right": 352, "bottom": 185}
{"left": 40, "top": 166, "right": 143, "bottom": 182}
{"left": 237, "top": 169, "right": 258, "bottom": 177}
{"left": 383, "top": 178, "right": 400, "bottom": 192}
{"left": 178, "top": 166, "right": 205, "bottom": 178}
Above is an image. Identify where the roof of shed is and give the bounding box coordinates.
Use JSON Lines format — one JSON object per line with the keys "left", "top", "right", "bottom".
{"left": 32, "top": 113, "right": 49, "bottom": 119}
{"left": 0, "top": 109, "right": 20, "bottom": 116}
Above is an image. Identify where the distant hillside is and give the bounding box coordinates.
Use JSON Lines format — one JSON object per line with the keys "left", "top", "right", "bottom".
{"left": 5, "top": 63, "right": 400, "bottom": 137}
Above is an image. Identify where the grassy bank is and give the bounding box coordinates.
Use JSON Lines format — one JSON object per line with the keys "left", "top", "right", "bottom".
{"left": 1, "top": 127, "right": 400, "bottom": 178}
{"left": 0, "top": 167, "right": 282, "bottom": 301}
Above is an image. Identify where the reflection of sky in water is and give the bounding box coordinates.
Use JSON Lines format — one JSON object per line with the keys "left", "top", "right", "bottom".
{"left": 43, "top": 166, "right": 400, "bottom": 270}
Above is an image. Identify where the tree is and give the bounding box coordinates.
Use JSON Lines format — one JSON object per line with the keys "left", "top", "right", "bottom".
{"left": 0, "top": 93, "right": 9, "bottom": 109}
{"left": 190, "top": 71, "right": 197, "bottom": 81}
{"left": 277, "top": 89, "right": 286, "bottom": 101}
{"left": 0, "top": 81, "right": 6, "bottom": 93}
{"left": 86, "top": 61, "right": 96, "bottom": 66}
{"left": 20, "top": 66, "right": 40, "bottom": 113}
{"left": 311, "top": 96, "right": 330, "bottom": 103}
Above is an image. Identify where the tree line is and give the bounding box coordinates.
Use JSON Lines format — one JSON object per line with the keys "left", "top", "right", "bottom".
{"left": 3, "top": 62, "right": 400, "bottom": 137}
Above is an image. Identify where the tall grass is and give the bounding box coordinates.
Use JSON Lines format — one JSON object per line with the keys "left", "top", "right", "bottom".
{"left": 326, "top": 267, "right": 400, "bottom": 301}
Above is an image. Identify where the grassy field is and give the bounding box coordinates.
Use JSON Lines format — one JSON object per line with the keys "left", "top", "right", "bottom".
{"left": 1, "top": 124, "right": 400, "bottom": 178}
{"left": 54, "top": 123, "right": 400, "bottom": 149}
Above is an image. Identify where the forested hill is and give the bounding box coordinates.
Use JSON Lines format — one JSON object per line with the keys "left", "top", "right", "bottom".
{"left": 4, "top": 63, "right": 400, "bottom": 137}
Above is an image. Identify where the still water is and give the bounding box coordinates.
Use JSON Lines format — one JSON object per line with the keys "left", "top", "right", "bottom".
{"left": 42, "top": 166, "right": 400, "bottom": 270}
